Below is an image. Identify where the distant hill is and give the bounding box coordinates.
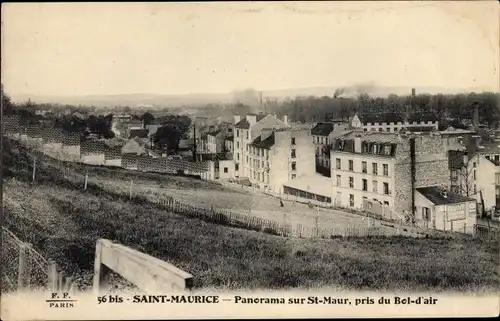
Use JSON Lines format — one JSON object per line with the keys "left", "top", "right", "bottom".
{"left": 10, "top": 85, "right": 494, "bottom": 108}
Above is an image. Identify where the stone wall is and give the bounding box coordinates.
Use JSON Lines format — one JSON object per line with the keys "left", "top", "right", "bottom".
{"left": 394, "top": 135, "right": 452, "bottom": 215}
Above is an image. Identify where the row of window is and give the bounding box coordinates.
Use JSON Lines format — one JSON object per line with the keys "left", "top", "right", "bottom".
{"left": 485, "top": 154, "right": 500, "bottom": 162}
{"left": 363, "top": 120, "right": 436, "bottom": 126}
{"left": 236, "top": 129, "right": 249, "bottom": 139}
{"left": 335, "top": 159, "right": 389, "bottom": 176}
{"left": 313, "top": 136, "right": 328, "bottom": 145}
{"left": 336, "top": 192, "right": 390, "bottom": 207}
{"left": 336, "top": 175, "right": 391, "bottom": 194}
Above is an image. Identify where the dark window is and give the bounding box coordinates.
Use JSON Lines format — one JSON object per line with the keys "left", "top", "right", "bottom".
{"left": 349, "top": 177, "right": 354, "bottom": 188}
{"left": 349, "top": 194, "right": 354, "bottom": 207}
{"left": 235, "top": 164, "right": 239, "bottom": 171}
{"left": 291, "top": 137, "right": 296, "bottom": 145}
{"left": 362, "top": 179, "right": 368, "bottom": 191}
{"left": 237, "top": 129, "right": 239, "bottom": 137}
{"left": 372, "top": 163, "right": 378, "bottom": 175}
{"left": 336, "top": 158, "right": 341, "bottom": 169}
{"left": 291, "top": 162, "right": 296, "bottom": 171}
{"left": 362, "top": 161, "right": 367, "bottom": 173}
{"left": 349, "top": 160, "right": 354, "bottom": 171}
{"left": 383, "top": 164, "right": 389, "bottom": 176}
{"left": 383, "top": 182, "right": 389, "bottom": 195}
{"left": 223, "top": 167, "right": 228, "bottom": 173}
{"left": 292, "top": 174, "right": 296, "bottom": 179}
{"left": 246, "top": 131, "right": 249, "bottom": 139}
{"left": 291, "top": 149, "right": 296, "bottom": 158}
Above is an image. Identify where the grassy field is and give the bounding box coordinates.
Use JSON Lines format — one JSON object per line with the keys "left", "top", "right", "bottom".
{"left": 2, "top": 139, "right": 500, "bottom": 292}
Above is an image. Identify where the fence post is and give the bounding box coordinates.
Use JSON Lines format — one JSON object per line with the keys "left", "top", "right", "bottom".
{"left": 84, "top": 168, "right": 88, "bottom": 190}
{"left": 129, "top": 179, "right": 133, "bottom": 200}
{"left": 47, "top": 261, "right": 58, "bottom": 293}
{"left": 17, "top": 243, "right": 30, "bottom": 291}
{"left": 32, "top": 157, "right": 36, "bottom": 183}
{"left": 58, "top": 271, "right": 65, "bottom": 292}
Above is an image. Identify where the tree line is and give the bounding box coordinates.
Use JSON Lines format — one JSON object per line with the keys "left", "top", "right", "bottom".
{"left": 262, "top": 92, "right": 500, "bottom": 128}
{"left": 2, "top": 85, "right": 194, "bottom": 151}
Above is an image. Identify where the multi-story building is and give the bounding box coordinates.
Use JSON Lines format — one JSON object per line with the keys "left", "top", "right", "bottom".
{"left": 311, "top": 122, "right": 351, "bottom": 171}
{"left": 224, "top": 135, "right": 234, "bottom": 153}
{"left": 233, "top": 113, "right": 290, "bottom": 178}
{"left": 206, "top": 130, "right": 225, "bottom": 153}
{"left": 331, "top": 130, "right": 463, "bottom": 221}
{"left": 451, "top": 149, "right": 500, "bottom": 214}
{"left": 351, "top": 111, "right": 439, "bottom": 133}
{"left": 247, "top": 127, "right": 315, "bottom": 192}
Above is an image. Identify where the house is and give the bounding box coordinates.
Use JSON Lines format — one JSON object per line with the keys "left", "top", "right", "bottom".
{"left": 233, "top": 113, "right": 290, "bottom": 179}
{"left": 351, "top": 110, "right": 439, "bottom": 133}
{"left": 121, "top": 138, "right": 147, "bottom": 155}
{"left": 331, "top": 130, "right": 464, "bottom": 221}
{"left": 453, "top": 150, "right": 500, "bottom": 214}
{"left": 311, "top": 122, "right": 351, "bottom": 173}
{"left": 128, "top": 119, "right": 144, "bottom": 130}
{"left": 71, "top": 110, "right": 86, "bottom": 120}
{"left": 246, "top": 127, "right": 315, "bottom": 193}
{"left": 224, "top": 135, "right": 234, "bottom": 153}
{"left": 206, "top": 130, "right": 225, "bottom": 153}
{"left": 415, "top": 186, "right": 477, "bottom": 234}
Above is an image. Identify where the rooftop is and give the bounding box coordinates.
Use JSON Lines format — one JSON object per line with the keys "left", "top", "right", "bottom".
{"left": 356, "top": 111, "right": 438, "bottom": 125}
{"left": 207, "top": 130, "right": 221, "bottom": 136}
{"left": 250, "top": 133, "right": 275, "bottom": 150}
{"left": 417, "top": 186, "right": 476, "bottom": 205}
{"left": 129, "top": 129, "right": 149, "bottom": 139}
{"left": 283, "top": 174, "right": 332, "bottom": 198}
{"left": 311, "top": 123, "right": 335, "bottom": 136}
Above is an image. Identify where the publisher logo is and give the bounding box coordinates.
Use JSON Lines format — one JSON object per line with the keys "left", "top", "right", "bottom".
{"left": 45, "top": 292, "right": 77, "bottom": 308}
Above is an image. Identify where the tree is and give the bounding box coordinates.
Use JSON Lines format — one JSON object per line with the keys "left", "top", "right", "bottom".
{"left": 153, "top": 124, "right": 182, "bottom": 151}
{"left": 141, "top": 112, "right": 155, "bottom": 126}
{"left": 1, "top": 84, "right": 14, "bottom": 115}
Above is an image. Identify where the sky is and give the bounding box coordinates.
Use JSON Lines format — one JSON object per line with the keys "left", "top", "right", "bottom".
{"left": 1, "top": 2, "right": 499, "bottom": 97}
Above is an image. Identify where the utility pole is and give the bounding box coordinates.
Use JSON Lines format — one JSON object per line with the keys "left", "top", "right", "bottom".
{"left": 84, "top": 167, "right": 88, "bottom": 190}
{"left": 192, "top": 120, "right": 197, "bottom": 162}
{"left": 32, "top": 157, "right": 36, "bottom": 183}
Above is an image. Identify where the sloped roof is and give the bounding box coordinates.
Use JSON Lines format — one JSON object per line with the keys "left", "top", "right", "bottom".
{"left": 417, "top": 186, "right": 475, "bottom": 205}
{"left": 403, "top": 126, "right": 436, "bottom": 133}
{"left": 250, "top": 133, "right": 275, "bottom": 149}
{"left": 407, "top": 112, "right": 439, "bottom": 123}
{"left": 356, "top": 112, "right": 405, "bottom": 124}
{"left": 122, "top": 138, "right": 146, "bottom": 154}
{"left": 226, "top": 136, "right": 234, "bottom": 141}
{"left": 234, "top": 114, "right": 269, "bottom": 129}
{"left": 311, "top": 123, "right": 335, "bottom": 136}
{"left": 235, "top": 119, "right": 251, "bottom": 129}
{"left": 207, "top": 130, "right": 221, "bottom": 136}
{"left": 129, "top": 129, "right": 148, "bottom": 139}
{"left": 256, "top": 114, "right": 266, "bottom": 122}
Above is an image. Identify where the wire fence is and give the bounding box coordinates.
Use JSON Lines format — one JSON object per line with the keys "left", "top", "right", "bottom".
{"left": 1, "top": 227, "right": 76, "bottom": 294}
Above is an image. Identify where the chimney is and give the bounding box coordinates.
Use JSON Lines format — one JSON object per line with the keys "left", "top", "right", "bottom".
{"left": 283, "top": 115, "right": 288, "bottom": 124}
{"left": 412, "top": 88, "right": 416, "bottom": 97}
{"left": 354, "top": 136, "right": 362, "bottom": 153}
{"left": 234, "top": 115, "right": 241, "bottom": 124}
{"left": 473, "top": 102, "right": 480, "bottom": 131}
{"left": 246, "top": 114, "right": 257, "bottom": 126}
{"left": 440, "top": 189, "right": 448, "bottom": 199}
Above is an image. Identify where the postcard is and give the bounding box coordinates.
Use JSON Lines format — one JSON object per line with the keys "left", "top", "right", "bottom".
{"left": 1, "top": 1, "right": 499, "bottom": 320}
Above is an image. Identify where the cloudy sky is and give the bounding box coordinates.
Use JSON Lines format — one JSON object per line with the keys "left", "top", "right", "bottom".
{"left": 1, "top": 2, "right": 499, "bottom": 97}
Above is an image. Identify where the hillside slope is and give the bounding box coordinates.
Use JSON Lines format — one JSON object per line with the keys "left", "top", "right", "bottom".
{"left": 2, "top": 139, "right": 499, "bottom": 292}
